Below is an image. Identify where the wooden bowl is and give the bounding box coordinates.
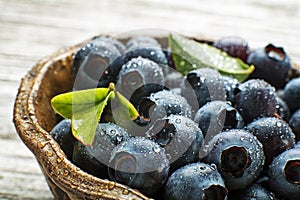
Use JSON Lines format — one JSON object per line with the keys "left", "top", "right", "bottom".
{"left": 13, "top": 34, "right": 300, "bottom": 199}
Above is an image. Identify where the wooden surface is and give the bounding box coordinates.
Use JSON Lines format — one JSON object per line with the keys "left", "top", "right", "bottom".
{"left": 1, "top": 0, "right": 300, "bottom": 199}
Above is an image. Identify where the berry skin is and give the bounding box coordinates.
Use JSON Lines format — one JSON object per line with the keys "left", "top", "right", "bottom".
{"left": 229, "top": 184, "right": 278, "bottom": 200}
{"left": 163, "top": 162, "right": 228, "bottom": 200}
{"left": 108, "top": 137, "right": 169, "bottom": 197}
{"left": 268, "top": 148, "right": 300, "bottom": 200}
{"left": 203, "top": 129, "right": 265, "bottom": 190}
{"left": 72, "top": 123, "right": 130, "bottom": 179}
{"left": 246, "top": 117, "right": 295, "bottom": 168}
{"left": 275, "top": 95, "right": 291, "bottom": 121}
{"left": 181, "top": 68, "right": 226, "bottom": 111}
{"left": 284, "top": 77, "right": 300, "bottom": 113}
{"left": 146, "top": 115, "right": 204, "bottom": 172}
{"left": 194, "top": 100, "right": 244, "bottom": 140}
{"left": 221, "top": 75, "right": 239, "bottom": 103}
{"left": 139, "top": 90, "right": 192, "bottom": 123}
{"left": 116, "top": 57, "right": 165, "bottom": 105}
{"left": 72, "top": 37, "right": 123, "bottom": 90}
{"left": 247, "top": 44, "right": 292, "bottom": 89}
{"left": 235, "top": 79, "right": 277, "bottom": 124}
{"left": 50, "top": 119, "right": 75, "bottom": 160}
{"left": 213, "top": 35, "right": 250, "bottom": 63}
{"left": 289, "top": 109, "right": 300, "bottom": 141}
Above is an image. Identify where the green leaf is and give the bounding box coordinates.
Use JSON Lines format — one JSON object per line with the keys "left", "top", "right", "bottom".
{"left": 51, "top": 83, "right": 140, "bottom": 146}
{"left": 169, "top": 33, "right": 255, "bottom": 82}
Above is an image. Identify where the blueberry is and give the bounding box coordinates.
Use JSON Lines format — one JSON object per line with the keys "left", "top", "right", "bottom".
{"left": 246, "top": 117, "right": 295, "bottom": 168}
{"left": 221, "top": 75, "right": 239, "bottom": 103}
{"left": 116, "top": 57, "right": 164, "bottom": 105}
{"left": 163, "top": 162, "right": 228, "bottom": 200}
{"left": 247, "top": 44, "right": 292, "bottom": 89}
{"left": 203, "top": 129, "right": 265, "bottom": 190}
{"left": 194, "top": 101, "right": 244, "bottom": 141}
{"left": 146, "top": 115, "right": 204, "bottom": 172}
{"left": 124, "top": 36, "right": 168, "bottom": 66}
{"left": 289, "top": 109, "right": 300, "bottom": 141}
{"left": 164, "top": 70, "right": 183, "bottom": 89}
{"left": 235, "top": 79, "right": 277, "bottom": 124}
{"left": 213, "top": 35, "right": 250, "bottom": 63}
{"left": 275, "top": 95, "right": 291, "bottom": 121}
{"left": 50, "top": 119, "right": 75, "bottom": 160}
{"left": 268, "top": 148, "right": 300, "bottom": 200}
{"left": 181, "top": 68, "right": 226, "bottom": 111}
{"left": 229, "top": 184, "right": 278, "bottom": 200}
{"left": 72, "top": 37, "right": 123, "bottom": 90}
{"left": 72, "top": 123, "right": 130, "bottom": 179}
{"left": 108, "top": 137, "right": 169, "bottom": 197}
{"left": 284, "top": 77, "right": 300, "bottom": 113}
{"left": 139, "top": 90, "right": 192, "bottom": 124}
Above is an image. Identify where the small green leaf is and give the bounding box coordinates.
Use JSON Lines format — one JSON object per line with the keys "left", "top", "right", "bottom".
{"left": 169, "top": 33, "right": 255, "bottom": 82}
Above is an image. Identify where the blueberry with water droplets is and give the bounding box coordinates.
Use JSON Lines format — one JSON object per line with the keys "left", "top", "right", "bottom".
{"left": 116, "top": 57, "right": 165, "bottom": 106}
{"left": 268, "top": 148, "right": 300, "bottom": 200}
{"left": 139, "top": 90, "right": 192, "bottom": 124}
{"left": 108, "top": 137, "right": 169, "bottom": 197}
{"left": 247, "top": 44, "right": 292, "bottom": 89}
{"left": 246, "top": 117, "right": 295, "bottom": 168}
{"left": 275, "top": 95, "right": 290, "bottom": 121}
{"left": 284, "top": 77, "right": 300, "bottom": 113}
{"left": 229, "top": 184, "right": 278, "bottom": 200}
{"left": 194, "top": 100, "right": 244, "bottom": 141}
{"left": 181, "top": 68, "right": 226, "bottom": 111}
{"left": 146, "top": 115, "right": 204, "bottom": 172}
{"left": 72, "top": 123, "right": 130, "bottom": 179}
{"left": 235, "top": 79, "right": 277, "bottom": 124}
{"left": 289, "top": 109, "right": 300, "bottom": 141}
{"left": 163, "top": 162, "right": 228, "bottom": 200}
{"left": 124, "top": 36, "right": 168, "bottom": 66}
{"left": 213, "top": 35, "right": 250, "bottom": 63}
{"left": 50, "top": 119, "right": 75, "bottom": 160}
{"left": 221, "top": 75, "right": 239, "bottom": 103}
{"left": 203, "top": 129, "right": 265, "bottom": 190}
{"left": 72, "top": 37, "right": 123, "bottom": 90}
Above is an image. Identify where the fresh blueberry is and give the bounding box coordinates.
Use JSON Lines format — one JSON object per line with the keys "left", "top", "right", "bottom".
{"left": 116, "top": 57, "right": 165, "bottom": 105}
{"left": 72, "top": 123, "right": 130, "bottom": 179}
{"left": 194, "top": 100, "right": 244, "bottom": 141}
{"left": 289, "top": 109, "right": 300, "bottom": 141}
{"left": 108, "top": 137, "right": 169, "bottom": 197}
{"left": 181, "top": 68, "right": 226, "bottom": 111}
{"left": 275, "top": 95, "right": 291, "bottom": 121}
{"left": 268, "top": 148, "right": 300, "bottom": 200}
{"left": 146, "top": 115, "right": 204, "bottom": 172}
{"left": 72, "top": 37, "right": 123, "bottom": 90}
{"left": 246, "top": 117, "right": 295, "bottom": 168}
{"left": 284, "top": 77, "right": 300, "bottom": 113}
{"left": 213, "top": 35, "right": 250, "bottom": 63}
{"left": 203, "top": 129, "right": 265, "bottom": 190}
{"left": 247, "top": 44, "right": 292, "bottom": 89}
{"left": 50, "top": 119, "right": 75, "bottom": 160}
{"left": 139, "top": 90, "right": 192, "bottom": 124}
{"left": 221, "top": 75, "right": 239, "bottom": 103}
{"left": 163, "top": 162, "right": 228, "bottom": 200}
{"left": 229, "top": 184, "right": 278, "bottom": 200}
{"left": 235, "top": 79, "right": 277, "bottom": 124}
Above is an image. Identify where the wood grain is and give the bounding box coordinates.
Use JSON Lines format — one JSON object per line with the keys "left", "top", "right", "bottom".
{"left": 1, "top": 0, "right": 300, "bottom": 199}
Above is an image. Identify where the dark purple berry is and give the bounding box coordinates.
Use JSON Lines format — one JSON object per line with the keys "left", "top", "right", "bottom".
{"left": 163, "top": 162, "right": 228, "bottom": 200}
{"left": 50, "top": 119, "right": 75, "bottom": 160}
{"left": 146, "top": 115, "right": 203, "bottom": 172}
{"left": 289, "top": 109, "right": 300, "bottom": 141}
{"left": 275, "top": 95, "right": 291, "bottom": 121}
{"left": 203, "top": 129, "right": 265, "bottom": 190}
{"left": 213, "top": 35, "right": 250, "bottom": 63}
{"left": 246, "top": 117, "right": 295, "bottom": 167}
{"left": 269, "top": 148, "right": 300, "bottom": 200}
{"left": 247, "top": 44, "right": 292, "bottom": 89}
{"left": 221, "top": 75, "right": 239, "bottom": 103}
{"left": 284, "top": 77, "right": 300, "bottom": 113}
{"left": 229, "top": 184, "right": 278, "bottom": 200}
{"left": 108, "top": 137, "right": 169, "bottom": 197}
{"left": 235, "top": 79, "right": 277, "bottom": 124}
{"left": 72, "top": 123, "right": 130, "bottom": 179}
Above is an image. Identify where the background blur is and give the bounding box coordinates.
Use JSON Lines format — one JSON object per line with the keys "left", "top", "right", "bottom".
{"left": 1, "top": 0, "right": 300, "bottom": 199}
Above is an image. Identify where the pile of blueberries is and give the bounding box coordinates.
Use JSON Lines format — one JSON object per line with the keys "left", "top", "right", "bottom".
{"left": 50, "top": 34, "right": 300, "bottom": 200}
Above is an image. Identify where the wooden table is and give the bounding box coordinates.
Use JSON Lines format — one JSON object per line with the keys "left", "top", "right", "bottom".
{"left": 1, "top": 0, "right": 300, "bottom": 199}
